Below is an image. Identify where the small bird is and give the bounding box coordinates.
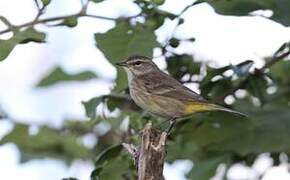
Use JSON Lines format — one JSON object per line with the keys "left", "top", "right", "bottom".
{"left": 116, "top": 55, "right": 246, "bottom": 132}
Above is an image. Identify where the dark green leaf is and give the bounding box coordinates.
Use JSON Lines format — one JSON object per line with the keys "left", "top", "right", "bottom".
{"left": 82, "top": 96, "right": 103, "bottom": 119}
{"left": 246, "top": 73, "right": 268, "bottom": 104}
{"left": 95, "top": 22, "right": 160, "bottom": 91}
{"left": 169, "top": 38, "right": 179, "bottom": 48}
{"left": 213, "top": 102, "right": 290, "bottom": 155}
{"left": 269, "top": 60, "right": 290, "bottom": 85}
{"left": 203, "top": 77, "right": 233, "bottom": 99}
{"left": 95, "top": 153, "right": 136, "bottom": 179}
{"left": 166, "top": 55, "right": 200, "bottom": 80}
{"left": 198, "top": 0, "right": 290, "bottom": 26}
{"left": 90, "top": 167, "right": 103, "bottom": 180}
{"left": 173, "top": 99, "right": 290, "bottom": 157}
{"left": 200, "top": 66, "right": 230, "bottom": 97}
{"left": 37, "top": 67, "right": 97, "bottom": 87}
{"left": 94, "top": 144, "right": 123, "bottom": 166}
{"left": 201, "top": 66, "right": 230, "bottom": 86}
{"left": 187, "top": 155, "right": 229, "bottom": 180}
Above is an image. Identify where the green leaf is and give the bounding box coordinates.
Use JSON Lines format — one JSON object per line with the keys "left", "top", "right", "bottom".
{"left": 82, "top": 96, "right": 103, "bottom": 119}
{"left": 167, "top": 136, "right": 200, "bottom": 162}
{"left": 166, "top": 55, "right": 200, "bottom": 80}
{"left": 214, "top": 102, "right": 290, "bottom": 155}
{"left": 246, "top": 73, "right": 268, "bottom": 104}
{"left": 269, "top": 60, "right": 290, "bottom": 85}
{"left": 115, "top": 68, "right": 128, "bottom": 92}
{"left": 200, "top": 66, "right": 230, "bottom": 97}
{"left": 0, "top": 39, "right": 15, "bottom": 61}
{"left": 93, "top": 153, "right": 136, "bottom": 179}
{"left": 169, "top": 38, "right": 180, "bottom": 48}
{"left": 17, "top": 28, "right": 46, "bottom": 44}
{"left": 187, "top": 155, "right": 229, "bottom": 180}
{"left": 152, "top": 0, "right": 165, "bottom": 5}
{"left": 94, "top": 144, "right": 123, "bottom": 166}
{"left": 0, "top": 124, "right": 90, "bottom": 162}
{"left": 173, "top": 99, "right": 290, "bottom": 157}
{"left": 37, "top": 67, "right": 97, "bottom": 87}
{"left": 0, "top": 27, "right": 46, "bottom": 61}
{"left": 94, "top": 22, "right": 160, "bottom": 91}
{"left": 203, "top": 77, "right": 233, "bottom": 99}
{"left": 91, "top": 144, "right": 124, "bottom": 178}
{"left": 198, "top": 0, "right": 290, "bottom": 26}
{"left": 41, "top": 0, "right": 51, "bottom": 6}
{"left": 90, "top": 167, "right": 103, "bottom": 180}
{"left": 201, "top": 66, "right": 230, "bottom": 86}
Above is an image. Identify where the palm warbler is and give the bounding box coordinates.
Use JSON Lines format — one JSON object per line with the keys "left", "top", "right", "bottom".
{"left": 116, "top": 55, "right": 246, "bottom": 130}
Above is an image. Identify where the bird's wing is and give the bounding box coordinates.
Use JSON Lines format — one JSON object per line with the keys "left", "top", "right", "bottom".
{"left": 139, "top": 71, "right": 206, "bottom": 102}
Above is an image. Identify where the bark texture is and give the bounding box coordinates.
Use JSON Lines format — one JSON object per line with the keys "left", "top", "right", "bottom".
{"left": 122, "top": 123, "right": 167, "bottom": 180}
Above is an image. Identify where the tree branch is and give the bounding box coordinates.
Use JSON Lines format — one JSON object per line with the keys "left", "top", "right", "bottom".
{"left": 0, "top": 13, "right": 115, "bottom": 35}
{"left": 260, "top": 42, "right": 290, "bottom": 71}
{"left": 213, "top": 42, "right": 290, "bottom": 102}
{"left": 0, "top": 6, "right": 141, "bottom": 36}
{"left": 122, "top": 123, "right": 167, "bottom": 180}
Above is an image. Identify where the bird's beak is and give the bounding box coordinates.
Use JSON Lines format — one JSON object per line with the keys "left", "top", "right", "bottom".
{"left": 116, "top": 61, "right": 127, "bottom": 67}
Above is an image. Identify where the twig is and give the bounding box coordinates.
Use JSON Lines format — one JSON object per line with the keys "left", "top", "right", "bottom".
{"left": 79, "top": 0, "right": 90, "bottom": 15}
{"left": 260, "top": 42, "right": 290, "bottom": 71}
{"left": 0, "top": 14, "right": 115, "bottom": 35}
{"left": 0, "top": 11, "right": 139, "bottom": 35}
{"left": 161, "top": 2, "right": 197, "bottom": 50}
{"left": 213, "top": 42, "right": 290, "bottom": 102}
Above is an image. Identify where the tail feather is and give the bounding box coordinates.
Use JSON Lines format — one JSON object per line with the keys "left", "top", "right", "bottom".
{"left": 208, "top": 104, "right": 248, "bottom": 117}
{"left": 185, "top": 102, "right": 247, "bottom": 117}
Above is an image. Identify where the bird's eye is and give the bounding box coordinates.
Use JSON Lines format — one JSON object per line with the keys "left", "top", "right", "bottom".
{"left": 134, "top": 61, "right": 142, "bottom": 66}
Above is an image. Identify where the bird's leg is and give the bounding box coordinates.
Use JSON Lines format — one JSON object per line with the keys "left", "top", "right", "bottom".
{"left": 166, "top": 118, "right": 176, "bottom": 134}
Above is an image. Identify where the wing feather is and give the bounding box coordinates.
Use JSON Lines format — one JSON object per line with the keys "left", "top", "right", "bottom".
{"left": 137, "top": 71, "right": 206, "bottom": 102}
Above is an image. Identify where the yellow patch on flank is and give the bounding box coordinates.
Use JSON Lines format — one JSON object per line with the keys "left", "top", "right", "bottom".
{"left": 184, "top": 102, "right": 215, "bottom": 114}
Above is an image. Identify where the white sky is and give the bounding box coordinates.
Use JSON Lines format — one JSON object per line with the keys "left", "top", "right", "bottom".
{"left": 0, "top": 0, "right": 290, "bottom": 179}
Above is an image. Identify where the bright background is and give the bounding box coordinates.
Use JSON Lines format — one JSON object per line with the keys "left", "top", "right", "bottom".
{"left": 0, "top": 0, "right": 290, "bottom": 179}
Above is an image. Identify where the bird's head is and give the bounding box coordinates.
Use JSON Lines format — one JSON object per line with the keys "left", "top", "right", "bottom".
{"left": 116, "top": 55, "right": 159, "bottom": 77}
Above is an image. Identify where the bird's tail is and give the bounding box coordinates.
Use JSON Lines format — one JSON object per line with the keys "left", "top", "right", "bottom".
{"left": 209, "top": 104, "right": 247, "bottom": 117}
{"left": 185, "top": 102, "right": 247, "bottom": 117}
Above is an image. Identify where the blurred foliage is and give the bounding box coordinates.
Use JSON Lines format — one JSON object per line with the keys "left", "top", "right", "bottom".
{"left": 37, "top": 66, "right": 97, "bottom": 87}
{"left": 0, "top": 26, "right": 45, "bottom": 61}
{"left": 0, "top": 0, "right": 290, "bottom": 180}
{"left": 0, "top": 123, "right": 91, "bottom": 163}
{"left": 196, "top": 0, "right": 290, "bottom": 26}
{"left": 95, "top": 22, "right": 160, "bottom": 91}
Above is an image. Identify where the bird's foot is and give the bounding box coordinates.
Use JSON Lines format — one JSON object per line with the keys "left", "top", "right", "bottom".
{"left": 166, "top": 118, "right": 176, "bottom": 134}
